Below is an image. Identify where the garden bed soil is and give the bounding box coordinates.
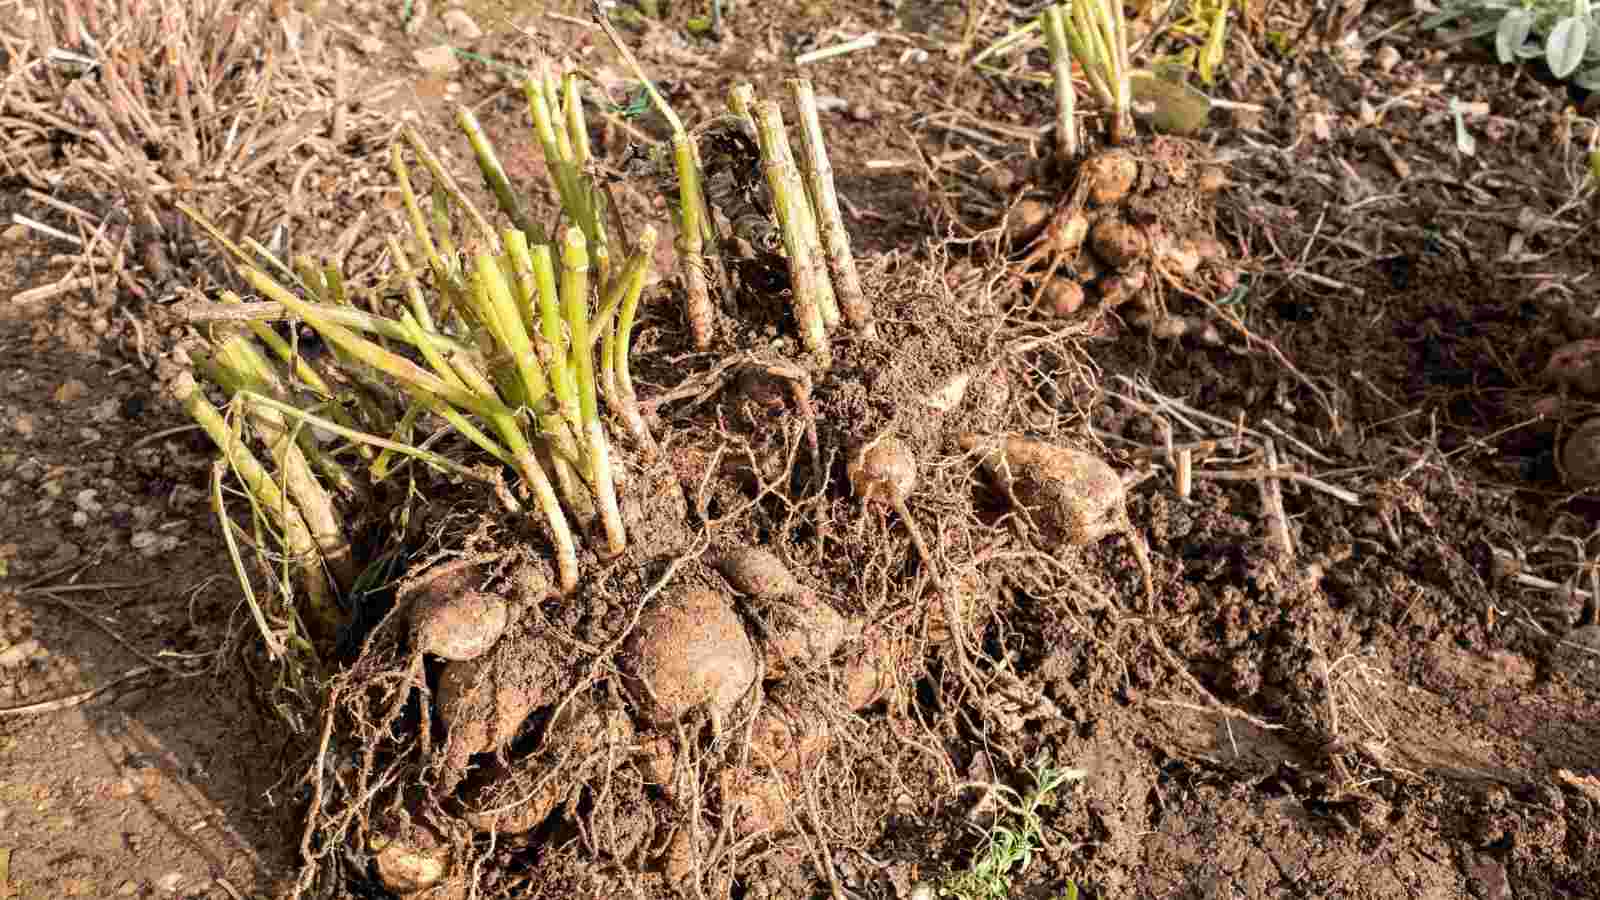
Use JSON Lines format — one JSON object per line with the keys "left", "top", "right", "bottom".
{"left": 2, "top": 0, "right": 1598, "bottom": 897}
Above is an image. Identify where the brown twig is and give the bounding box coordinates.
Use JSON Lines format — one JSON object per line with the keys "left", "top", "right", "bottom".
{"left": 0, "top": 666, "right": 158, "bottom": 716}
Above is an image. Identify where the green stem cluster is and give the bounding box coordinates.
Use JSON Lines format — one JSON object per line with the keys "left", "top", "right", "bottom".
{"left": 1050, "top": 0, "right": 1132, "bottom": 146}
{"left": 177, "top": 63, "right": 663, "bottom": 637}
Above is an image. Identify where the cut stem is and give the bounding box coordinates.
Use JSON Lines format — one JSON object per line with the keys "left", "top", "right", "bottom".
{"left": 753, "top": 100, "right": 831, "bottom": 369}
{"left": 789, "top": 78, "right": 873, "bottom": 338}
{"left": 1042, "top": 5, "right": 1080, "bottom": 162}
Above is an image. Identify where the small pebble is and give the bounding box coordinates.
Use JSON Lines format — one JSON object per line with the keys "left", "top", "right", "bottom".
{"left": 441, "top": 8, "right": 483, "bottom": 40}
{"left": 0, "top": 640, "right": 41, "bottom": 667}
{"left": 1375, "top": 45, "right": 1401, "bottom": 73}
{"left": 413, "top": 45, "right": 459, "bottom": 73}
{"left": 54, "top": 379, "right": 89, "bottom": 405}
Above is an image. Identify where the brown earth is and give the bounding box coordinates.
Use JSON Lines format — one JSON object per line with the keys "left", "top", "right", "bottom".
{"left": 3, "top": 0, "right": 1599, "bottom": 898}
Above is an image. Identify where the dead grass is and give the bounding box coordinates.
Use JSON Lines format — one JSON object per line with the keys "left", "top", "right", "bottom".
{"left": 1, "top": 0, "right": 403, "bottom": 309}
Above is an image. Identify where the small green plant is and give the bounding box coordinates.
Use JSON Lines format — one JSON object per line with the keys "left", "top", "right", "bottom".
{"left": 938, "top": 754, "right": 1088, "bottom": 900}
{"left": 1161, "top": 0, "right": 1236, "bottom": 86}
{"left": 1426, "top": 0, "right": 1600, "bottom": 88}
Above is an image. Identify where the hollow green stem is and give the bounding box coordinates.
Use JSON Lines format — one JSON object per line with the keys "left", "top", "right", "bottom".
{"left": 561, "top": 227, "right": 625, "bottom": 557}
{"left": 1042, "top": 5, "right": 1080, "bottom": 161}
{"left": 458, "top": 106, "right": 538, "bottom": 241}
{"left": 172, "top": 372, "right": 339, "bottom": 644}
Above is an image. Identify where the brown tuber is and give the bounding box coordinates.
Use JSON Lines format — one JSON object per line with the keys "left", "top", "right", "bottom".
{"left": 710, "top": 546, "right": 804, "bottom": 598}
{"left": 835, "top": 625, "right": 904, "bottom": 710}
{"left": 849, "top": 435, "right": 939, "bottom": 581}
{"left": 1099, "top": 267, "right": 1148, "bottom": 308}
{"left": 1197, "top": 167, "right": 1229, "bottom": 193}
{"left": 435, "top": 621, "right": 560, "bottom": 784}
{"left": 1048, "top": 210, "right": 1091, "bottom": 259}
{"left": 1148, "top": 314, "right": 1223, "bottom": 346}
{"left": 710, "top": 546, "right": 852, "bottom": 677}
{"left": 1543, "top": 339, "right": 1600, "bottom": 396}
{"left": 961, "top": 433, "right": 1154, "bottom": 600}
{"left": 622, "top": 585, "right": 757, "bottom": 727}
{"left": 1041, "top": 278, "right": 1086, "bottom": 318}
{"left": 372, "top": 812, "right": 452, "bottom": 896}
{"left": 403, "top": 560, "right": 510, "bottom": 662}
{"left": 1090, "top": 217, "right": 1147, "bottom": 270}
{"left": 960, "top": 434, "right": 1128, "bottom": 547}
{"left": 1082, "top": 150, "right": 1139, "bottom": 206}
{"left": 456, "top": 758, "right": 568, "bottom": 835}
{"left": 1562, "top": 417, "right": 1600, "bottom": 485}
{"left": 849, "top": 436, "right": 918, "bottom": 510}
{"left": 374, "top": 842, "right": 449, "bottom": 896}
{"left": 1007, "top": 198, "right": 1053, "bottom": 245}
{"left": 747, "top": 690, "right": 832, "bottom": 774}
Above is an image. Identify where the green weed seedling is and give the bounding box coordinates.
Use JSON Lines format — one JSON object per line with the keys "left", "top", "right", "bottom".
{"left": 938, "top": 754, "right": 1088, "bottom": 900}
